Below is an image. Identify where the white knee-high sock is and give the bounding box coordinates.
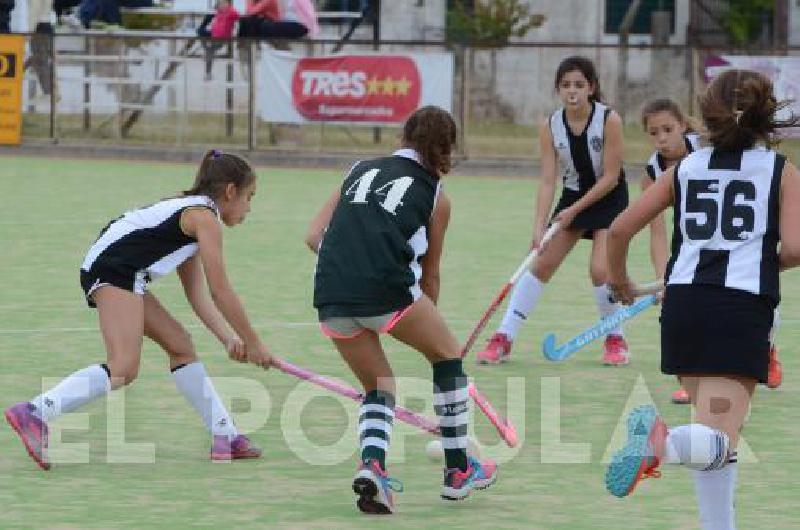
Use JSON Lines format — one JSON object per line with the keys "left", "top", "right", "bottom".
{"left": 693, "top": 461, "right": 737, "bottom": 530}
{"left": 594, "top": 284, "right": 624, "bottom": 336}
{"left": 497, "top": 271, "right": 544, "bottom": 340}
{"left": 172, "top": 362, "right": 238, "bottom": 440}
{"left": 30, "top": 364, "right": 111, "bottom": 423}
{"left": 662, "top": 424, "right": 730, "bottom": 470}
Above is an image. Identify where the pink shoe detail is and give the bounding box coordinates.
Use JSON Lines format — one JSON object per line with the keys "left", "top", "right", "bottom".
{"left": 767, "top": 345, "right": 782, "bottom": 389}
{"left": 5, "top": 402, "right": 50, "bottom": 470}
{"left": 210, "top": 434, "right": 262, "bottom": 460}
{"left": 476, "top": 333, "right": 512, "bottom": 365}
{"left": 441, "top": 456, "right": 498, "bottom": 500}
{"left": 670, "top": 387, "right": 691, "bottom": 404}
{"left": 602, "top": 334, "right": 629, "bottom": 366}
{"left": 353, "top": 459, "right": 402, "bottom": 514}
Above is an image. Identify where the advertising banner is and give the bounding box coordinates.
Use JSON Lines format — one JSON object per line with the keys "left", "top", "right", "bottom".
{"left": 259, "top": 51, "right": 453, "bottom": 125}
{"left": 0, "top": 34, "right": 24, "bottom": 145}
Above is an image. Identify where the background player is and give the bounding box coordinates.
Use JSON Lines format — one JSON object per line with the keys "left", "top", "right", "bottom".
{"left": 478, "top": 55, "right": 631, "bottom": 366}
{"left": 641, "top": 98, "right": 782, "bottom": 403}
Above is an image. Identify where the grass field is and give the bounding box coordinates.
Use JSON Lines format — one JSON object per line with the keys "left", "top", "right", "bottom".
{"left": 1, "top": 155, "right": 798, "bottom": 529}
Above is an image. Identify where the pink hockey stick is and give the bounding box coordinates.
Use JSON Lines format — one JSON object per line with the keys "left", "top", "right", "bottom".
{"left": 271, "top": 357, "right": 439, "bottom": 435}
{"left": 460, "top": 222, "right": 560, "bottom": 359}
{"left": 468, "top": 383, "right": 519, "bottom": 447}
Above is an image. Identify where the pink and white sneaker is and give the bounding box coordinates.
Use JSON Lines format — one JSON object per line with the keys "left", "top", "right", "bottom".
{"left": 602, "top": 334, "right": 629, "bottom": 366}
{"left": 476, "top": 333, "right": 512, "bottom": 365}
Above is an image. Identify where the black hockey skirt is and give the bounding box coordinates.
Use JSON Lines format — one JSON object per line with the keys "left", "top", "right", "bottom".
{"left": 660, "top": 284, "right": 774, "bottom": 384}
{"left": 552, "top": 180, "right": 628, "bottom": 239}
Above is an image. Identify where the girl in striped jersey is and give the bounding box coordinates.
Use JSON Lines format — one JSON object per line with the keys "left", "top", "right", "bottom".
{"left": 478, "top": 55, "right": 631, "bottom": 366}
{"left": 306, "top": 107, "right": 497, "bottom": 514}
{"left": 605, "top": 70, "right": 800, "bottom": 529}
{"left": 641, "top": 99, "right": 703, "bottom": 405}
{"left": 641, "top": 99, "right": 782, "bottom": 405}
{"left": 5, "top": 150, "right": 271, "bottom": 471}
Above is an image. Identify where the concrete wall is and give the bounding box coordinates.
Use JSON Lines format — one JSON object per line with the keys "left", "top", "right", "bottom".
{"left": 791, "top": 0, "right": 800, "bottom": 46}
{"left": 379, "top": 0, "right": 446, "bottom": 41}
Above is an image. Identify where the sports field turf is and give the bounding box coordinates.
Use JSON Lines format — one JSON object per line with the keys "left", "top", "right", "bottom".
{"left": 1, "top": 155, "right": 798, "bottom": 529}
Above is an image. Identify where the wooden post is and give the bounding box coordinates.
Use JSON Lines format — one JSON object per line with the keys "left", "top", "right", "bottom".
{"left": 226, "top": 44, "right": 233, "bottom": 138}
{"left": 247, "top": 40, "right": 256, "bottom": 151}
{"left": 83, "top": 36, "right": 92, "bottom": 132}
{"left": 49, "top": 31, "right": 57, "bottom": 141}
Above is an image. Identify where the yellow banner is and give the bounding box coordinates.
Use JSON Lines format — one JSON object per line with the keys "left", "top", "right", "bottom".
{"left": 0, "top": 34, "right": 24, "bottom": 145}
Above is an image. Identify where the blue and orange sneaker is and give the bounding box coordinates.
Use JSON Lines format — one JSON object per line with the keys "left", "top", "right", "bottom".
{"left": 353, "top": 459, "right": 403, "bottom": 514}
{"left": 605, "top": 405, "right": 666, "bottom": 498}
{"left": 441, "top": 456, "right": 498, "bottom": 500}
{"left": 5, "top": 402, "right": 50, "bottom": 470}
{"left": 210, "top": 434, "right": 262, "bottom": 461}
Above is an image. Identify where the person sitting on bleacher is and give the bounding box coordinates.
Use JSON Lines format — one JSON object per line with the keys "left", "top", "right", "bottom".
{"left": 238, "top": 0, "right": 318, "bottom": 40}
{"left": 196, "top": 0, "right": 239, "bottom": 81}
{"left": 0, "top": 0, "right": 13, "bottom": 33}
{"left": 71, "top": 0, "right": 154, "bottom": 30}
{"left": 53, "top": 0, "right": 81, "bottom": 26}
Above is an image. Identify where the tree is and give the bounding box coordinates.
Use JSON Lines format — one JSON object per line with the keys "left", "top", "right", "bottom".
{"left": 446, "top": 0, "right": 545, "bottom": 48}
{"left": 696, "top": 0, "right": 775, "bottom": 46}
{"left": 724, "top": 0, "right": 774, "bottom": 45}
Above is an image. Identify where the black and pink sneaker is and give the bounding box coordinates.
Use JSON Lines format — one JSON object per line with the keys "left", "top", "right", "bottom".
{"left": 353, "top": 459, "right": 403, "bottom": 515}
{"left": 5, "top": 402, "right": 50, "bottom": 470}
{"left": 210, "top": 434, "right": 262, "bottom": 461}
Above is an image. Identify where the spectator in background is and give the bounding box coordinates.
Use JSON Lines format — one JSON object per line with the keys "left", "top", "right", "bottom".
{"left": 0, "top": 0, "right": 13, "bottom": 33}
{"left": 238, "top": 0, "right": 318, "bottom": 40}
{"left": 197, "top": 0, "right": 240, "bottom": 81}
{"left": 53, "top": 0, "right": 81, "bottom": 25}
{"left": 25, "top": 1, "right": 56, "bottom": 99}
{"left": 73, "top": 0, "right": 154, "bottom": 30}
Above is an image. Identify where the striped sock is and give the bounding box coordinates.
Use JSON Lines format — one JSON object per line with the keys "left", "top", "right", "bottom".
{"left": 662, "top": 424, "right": 730, "bottom": 471}
{"left": 433, "top": 359, "right": 469, "bottom": 472}
{"left": 359, "top": 390, "right": 395, "bottom": 469}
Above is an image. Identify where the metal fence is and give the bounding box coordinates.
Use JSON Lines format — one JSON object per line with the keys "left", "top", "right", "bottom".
{"left": 15, "top": 32, "right": 800, "bottom": 162}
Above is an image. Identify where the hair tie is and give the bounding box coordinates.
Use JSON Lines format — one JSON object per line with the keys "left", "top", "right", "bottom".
{"left": 211, "top": 149, "right": 222, "bottom": 160}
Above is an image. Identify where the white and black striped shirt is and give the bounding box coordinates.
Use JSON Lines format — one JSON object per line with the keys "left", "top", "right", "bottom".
{"left": 82, "top": 195, "right": 219, "bottom": 282}
{"left": 549, "top": 101, "right": 613, "bottom": 193}
{"left": 666, "top": 146, "right": 783, "bottom": 304}
{"left": 645, "top": 133, "right": 701, "bottom": 181}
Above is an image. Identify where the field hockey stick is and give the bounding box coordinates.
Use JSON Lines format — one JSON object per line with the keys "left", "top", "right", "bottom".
{"left": 272, "top": 357, "right": 519, "bottom": 448}
{"left": 541, "top": 282, "right": 664, "bottom": 362}
{"left": 460, "top": 222, "right": 561, "bottom": 359}
{"left": 468, "top": 383, "right": 519, "bottom": 447}
{"left": 271, "top": 357, "right": 440, "bottom": 436}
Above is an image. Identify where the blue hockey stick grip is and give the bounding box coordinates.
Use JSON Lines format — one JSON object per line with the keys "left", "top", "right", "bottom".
{"left": 542, "top": 294, "right": 657, "bottom": 362}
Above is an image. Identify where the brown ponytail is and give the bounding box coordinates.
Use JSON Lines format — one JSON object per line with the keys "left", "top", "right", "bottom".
{"left": 402, "top": 106, "right": 457, "bottom": 177}
{"left": 183, "top": 149, "right": 256, "bottom": 200}
{"left": 700, "top": 69, "right": 798, "bottom": 151}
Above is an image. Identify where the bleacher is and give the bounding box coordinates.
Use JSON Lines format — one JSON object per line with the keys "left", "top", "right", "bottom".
{"left": 35, "top": 0, "right": 379, "bottom": 140}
